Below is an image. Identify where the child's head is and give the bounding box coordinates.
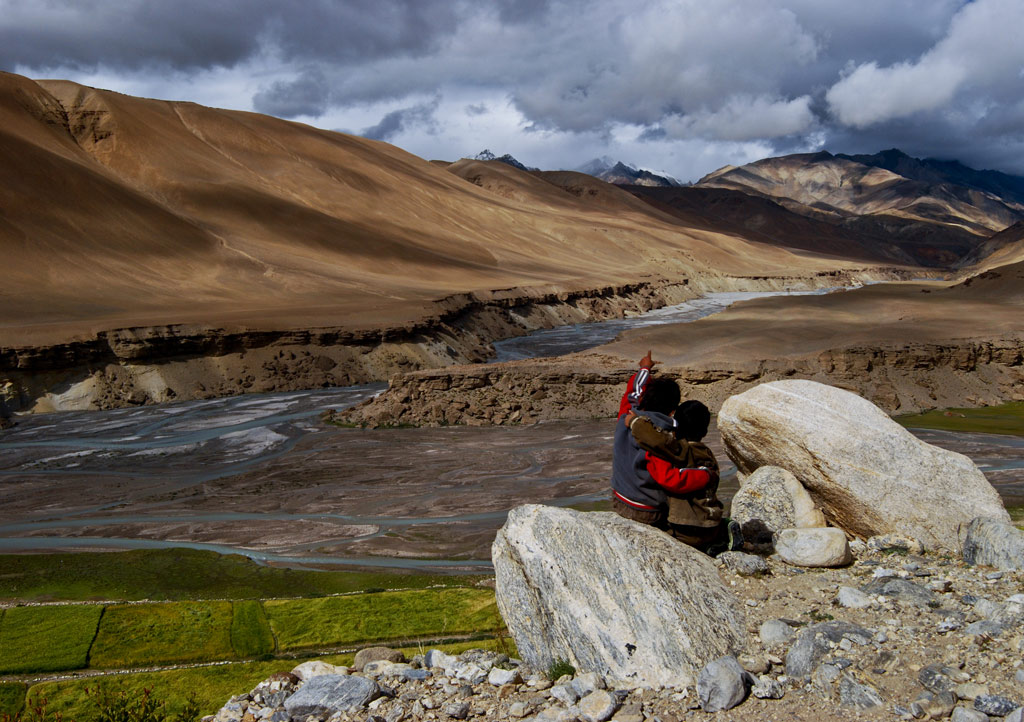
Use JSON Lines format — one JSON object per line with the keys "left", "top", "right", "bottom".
{"left": 675, "top": 399, "right": 710, "bottom": 441}
{"left": 638, "top": 377, "right": 681, "bottom": 415}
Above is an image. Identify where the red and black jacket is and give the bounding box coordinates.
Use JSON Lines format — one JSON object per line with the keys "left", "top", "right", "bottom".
{"left": 610, "top": 368, "right": 713, "bottom": 512}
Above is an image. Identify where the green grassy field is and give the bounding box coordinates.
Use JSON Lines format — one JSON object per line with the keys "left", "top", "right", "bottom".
{"left": 0, "top": 548, "right": 507, "bottom": 719}
{"left": 27, "top": 659, "right": 294, "bottom": 721}
{"left": 0, "top": 548, "right": 471, "bottom": 603}
{"left": 0, "top": 589, "right": 501, "bottom": 676}
{"left": 0, "top": 605, "right": 102, "bottom": 674}
{"left": 0, "top": 682, "right": 26, "bottom": 717}
{"left": 89, "top": 602, "right": 235, "bottom": 668}
{"left": 230, "top": 601, "right": 275, "bottom": 658}
{"left": 265, "top": 588, "right": 501, "bottom": 652}
{"left": 896, "top": 401, "right": 1024, "bottom": 436}
{"left": 24, "top": 638, "right": 514, "bottom": 721}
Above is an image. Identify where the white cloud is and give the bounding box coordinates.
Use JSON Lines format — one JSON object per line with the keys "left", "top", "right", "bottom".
{"left": 826, "top": 0, "right": 1024, "bottom": 127}
{"left": 826, "top": 59, "right": 967, "bottom": 128}
{"left": 662, "top": 95, "right": 816, "bottom": 142}
{"left": 509, "top": 0, "right": 820, "bottom": 133}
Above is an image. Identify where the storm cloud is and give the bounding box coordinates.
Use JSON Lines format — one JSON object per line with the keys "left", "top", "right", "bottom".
{"left": 361, "top": 98, "right": 441, "bottom": 141}
{"left": 253, "top": 67, "right": 332, "bottom": 118}
{"left": 2, "top": 0, "right": 1022, "bottom": 179}
{"left": 0, "top": 0, "right": 462, "bottom": 71}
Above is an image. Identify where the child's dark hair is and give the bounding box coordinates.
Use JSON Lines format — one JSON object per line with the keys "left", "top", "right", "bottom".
{"left": 675, "top": 399, "right": 711, "bottom": 441}
{"left": 638, "top": 377, "right": 681, "bottom": 415}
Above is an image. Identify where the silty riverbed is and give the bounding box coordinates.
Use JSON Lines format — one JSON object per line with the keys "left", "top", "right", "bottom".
{"left": 1, "top": 291, "right": 1021, "bottom": 571}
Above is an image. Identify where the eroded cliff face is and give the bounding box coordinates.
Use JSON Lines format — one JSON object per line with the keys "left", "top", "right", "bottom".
{"left": 0, "top": 268, "right": 918, "bottom": 415}
{"left": 334, "top": 338, "right": 1024, "bottom": 427}
{"left": 1, "top": 280, "right": 695, "bottom": 413}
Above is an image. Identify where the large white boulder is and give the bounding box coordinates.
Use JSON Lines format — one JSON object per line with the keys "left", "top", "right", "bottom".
{"left": 492, "top": 504, "right": 746, "bottom": 688}
{"left": 718, "top": 380, "right": 1008, "bottom": 552}
{"left": 775, "top": 527, "right": 853, "bottom": 568}
{"left": 962, "top": 517, "right": 1024, "bottom": 571}
{"left": 730, "top": 466, "right": 826, "bottom": 545}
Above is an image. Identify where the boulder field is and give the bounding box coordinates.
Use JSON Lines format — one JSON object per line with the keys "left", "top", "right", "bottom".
{"left": 481, "top": 380, "right": 1023, "bottom": 715}
{"left": 210, "top": 540, "right": 1024, "bottom": 721}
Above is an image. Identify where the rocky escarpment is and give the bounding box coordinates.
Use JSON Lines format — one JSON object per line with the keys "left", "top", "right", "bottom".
{"left": 2, "top": 280, "right": 697, "bottom": 414}
{"left": 1, "top": 267, "right": 903, "bottom": 415}
{"left": 335, "top": 337, "right": 1024, "bottom": 427}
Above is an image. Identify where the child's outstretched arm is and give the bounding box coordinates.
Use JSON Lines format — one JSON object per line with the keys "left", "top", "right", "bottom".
{"left": 617, "top": 351, "right": 657, "bottom": 419}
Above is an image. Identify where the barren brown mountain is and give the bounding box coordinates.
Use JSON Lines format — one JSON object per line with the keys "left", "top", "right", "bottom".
{"left": 956, "top": 221, "right": 1024, "bottom": 272}
{"left": 1, "top": 72, "right": 886, "bottom": 343}
{"left": 614, "top": 185, "right": 918, "bottom": 265}
{"left": 0, "top": 72, "right": 909, "bottom": 412}
{"left": 4, "top": 72, "right": 1021, "bottom": 416}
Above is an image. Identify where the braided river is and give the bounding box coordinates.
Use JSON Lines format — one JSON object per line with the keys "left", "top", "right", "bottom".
{"left": 1, "top": 290, "right": 1021, "bottom": 571}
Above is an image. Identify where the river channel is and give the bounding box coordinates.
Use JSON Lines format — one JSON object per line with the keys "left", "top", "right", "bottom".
{"left": 1, "top": 290, "right": 1021, "bottom": 572}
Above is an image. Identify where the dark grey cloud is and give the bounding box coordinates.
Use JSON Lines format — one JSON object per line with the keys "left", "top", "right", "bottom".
{"left": 252, "top": 67, "right": 330, "bottom": 118}
{"left": 0, "top": 0, "right": 262, "bottom": 70}
{"left": 0, "top": 0, "right": 463, "bottom": 71}
{"left": 494, "top": 0, "right": 551, "bottom": 24}
{"left": 825, "top": 111, "right": 1024, "bottom": 176}
{"left": 638, "top": 127, "right": 667, "bottom": 142}
{"left": 4, "top": 0, "right": 1023, "bottom": 177}
{"left": 361, "top": 98, "right": 440, "bottom": 141}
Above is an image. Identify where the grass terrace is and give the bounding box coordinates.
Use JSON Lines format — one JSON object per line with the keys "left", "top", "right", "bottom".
{"left": 265, "top": 588, "right": 501, "bottom": 652}
{"left": 0, "top": 548, "right": 468, "bottom": 603}
{"left": 18, "top": 637, "right": 515, "bottom": 721}
{"left": 896, "top": 401, "right": 1024, "bottom": 437}
{"left": 0, "top": 605, "right": 102, "bottom": 674}
{"left": 89, "top": 602, "right": 236, "bottom": 668}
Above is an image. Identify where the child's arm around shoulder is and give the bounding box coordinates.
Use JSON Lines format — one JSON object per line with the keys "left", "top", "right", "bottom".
{"left": 626, "top": 413, "right": 690, "bottom": 463}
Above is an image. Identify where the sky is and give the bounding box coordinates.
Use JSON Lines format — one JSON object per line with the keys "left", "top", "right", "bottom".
{"left": 2, "top": 0, "right": 1023, "bottom": 182}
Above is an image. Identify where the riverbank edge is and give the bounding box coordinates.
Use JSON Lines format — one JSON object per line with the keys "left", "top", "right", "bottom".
{"left": 336, "top": 336, "right": 1024, "bottom": 426}
{"left": 0, "top": 267, "right": 902, "bottom": 415}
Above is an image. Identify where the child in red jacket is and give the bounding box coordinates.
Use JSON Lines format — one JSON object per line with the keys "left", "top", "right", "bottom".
{"left": 610, "top": 352, "right": 711, "bottom": 526}
{"left": 627, "top": 400, "right": 740, "bottom": 554}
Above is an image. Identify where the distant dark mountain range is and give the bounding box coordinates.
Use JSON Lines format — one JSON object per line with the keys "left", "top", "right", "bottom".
{"left": 575, "top": 157, "right": 684, "bottom": 187}
{"left": 463, "top": 146, "right": 1022, "bottom": 268}
{"left": 834, "top": 149, "right": 1024, "bottom": 207}
{"left": 472, "top": 149, "right": 537, "bottom": 172}
{"left": 471, "top": 152, "right": 683, "bottom": 187}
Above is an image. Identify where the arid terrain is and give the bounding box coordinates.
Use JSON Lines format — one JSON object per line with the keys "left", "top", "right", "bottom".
{"left": 1, "top": 72, "right": 1022, "bottom": 428}
{"left": 9, "top": 72, "right": 1022, "bottom": 417}
{"left": 341, "top": 257, "right": 1024, "bottom": 429}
